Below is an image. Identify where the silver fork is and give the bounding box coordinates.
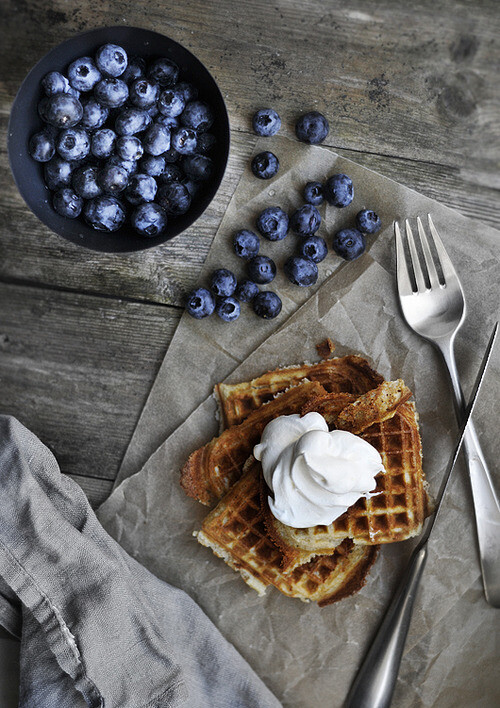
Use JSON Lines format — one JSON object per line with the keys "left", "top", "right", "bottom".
{"left": 395, "top": 214, "right": 500, "bottom": 607}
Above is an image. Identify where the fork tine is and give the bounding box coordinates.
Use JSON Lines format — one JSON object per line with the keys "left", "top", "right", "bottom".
{"left": 394, "top": 221, "right": 413, "bottom": 297}
{"left": 417, "top": 216, "right": 440, "bottom": 289}
{"left": 405, "top": 219, "right": 427, "bottom": 293}
{"left": 427, "top": 214, "right": 458, "bottom": 284}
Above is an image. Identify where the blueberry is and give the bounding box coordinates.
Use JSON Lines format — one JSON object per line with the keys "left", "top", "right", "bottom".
{"left": 56, "top": 128, "right": 90, "bottom": 161}
{"left": 121, "top": 56, "right": 146, "bottom": 84}
{"left": 129, "top": 78, "right": 160, "bottom": 109}
{"left": 196, "top": 133, "right": 216, "bottom": 155}
{"left": 235, "top": 280, "right": 259, "bottom": 302}
{"left": 156, "top": 182, "right": 191, "bottom": 215}
{"left": 216, "top": 297, "right": 240, "bottom": 322}
{"left": 52, "top": 188, "right": 83, "bottom": 219}
{"left": 116, "top": 135, "right": 144, "bottom": 161}
{"left": 251, "top": 151, "right": 279, "bottom": 179}
{"left": 298, "top": 235, "right": 328, "bottom": 263}
{"left": 115, "top": 107, "right": 152, "bottom": 135}
{"left": 94, "top": 78, "right": 129, "bottom": 108}
{"left": 38, "top": 94, "right": 83, "bottom": 128}
{"left": 256, "top": 206, "right": 289, "bottom": 241}
{"left": 29, "top": 130, "right": 55, "bottom": 162}
{"left": 158, "top": 164, "right": 183, "bottom": 183}
{"left": 41, "top": 71, "right": 70, "bottom": 96}
{"left": 80, "top": 98, "right": 109, "bottom": 131}
{"left": 158, "top": 87, "right": 185, "bottom": 117}
{"left": 66, "top": 86, "right": 81, "bottom": 99}
{"left": 107, "top": 155, "right": 138, "bottom": 176}
{"left": 324, "top": 173, "right": 353, "bottom": 208}
{"left": 146, "top": 104, "right": 160, "bottom": 120}
{"left": 356, "top": 209, "right": 381, "bottom": 235}
{"left": 98, "top": 164, "right": 129, "bottom": 195}
{"left": 142, "top": 123, "right": 171, "bottom": 156}
{"left": 148, "top": 58, "right": 179, "bottom": 87}
{"left": 163, "top": 146, "right": 181, "bottom": 163}
{"left": 68, "top": 57, "right": 101, "bottom": 91}
{"left": 210, "top": 269, "right": 237, "bottom": 297}
{"left": 185, "top": 287, "right": 215, "bottom": 319}
{"left": 175, "top": 82, "right": 198, "bottom": 104}
{"left": 252, "top": 108, "right": 281, "bottom": 137}
{"left": 139, "top": 154, "right": 166, "bottom": 177}
{"left": 181, "top": 101, "right": 214, "bottom": 132}
{"left": 95, "top": 44, "right": 128, "bottom": 78}
{"left": 303, "top": 181, "right": 324, "bottom": 206}
{"left": 155, "top": 114, "right": 180, "bottom": 131}
{"left": 181, "top": 154, "right": 213, "bottom": 181}
{"left": 295, "top": 111, "right": 329, "bottom": 144}
{"left": 284, "top": 256, "right": 318, "bottom": 286}
{"left": 332, "top": 228, "right": 366, "bottom": 261}
{"left": 124, "top": 173, "right": 157, "bottom": 205}
{"left": 181, "top": 177, "right": 200, "bottom": 198}
{"left": 90, "top": 128, "right": 116, "bottom": 158}
{"left": 171, "top": 127, "right": 197, "bottom": 155}
{"left": 84, "top": 196, "right": 126, "bottom": 231}
{"left": 44, "top": 156, "right": 75, "bottom": 190}
{"left": 247, "top": 255, "right": 276, "bottom": 284}
{"left": 131, "top": 202, "right": 167, "bottom": 237}
{"left": 72, "top": 165, "right": 102, "bottom": 199}
{"left": 233, "top": 230, "right": 260, "bottom": 259}
{"left": 290, "top": 204, "right": 321, "bottom": 236}
{"left": 253, "top": 291, "right": 282, "bottom": 319}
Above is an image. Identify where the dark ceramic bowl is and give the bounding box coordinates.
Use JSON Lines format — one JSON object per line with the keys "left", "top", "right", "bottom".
{"left": 8, "top": 26, "right": 230, "bottom": 253}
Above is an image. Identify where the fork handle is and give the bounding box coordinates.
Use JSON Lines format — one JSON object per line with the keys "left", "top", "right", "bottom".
{"left": 440, "top": 339, "right": 500, "bottom": 607}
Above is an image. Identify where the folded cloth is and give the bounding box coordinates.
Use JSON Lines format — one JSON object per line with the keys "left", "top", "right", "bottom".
{"left": 0, "top": 416, "right": 282, "bottom": 708}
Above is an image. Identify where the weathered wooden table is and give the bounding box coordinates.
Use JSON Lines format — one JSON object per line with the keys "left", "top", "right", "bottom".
{"left": 0, "top": 0, "right": 499, "bottom": 703}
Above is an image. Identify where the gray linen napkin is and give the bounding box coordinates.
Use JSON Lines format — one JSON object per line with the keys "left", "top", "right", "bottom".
{"left": 0, "top": 415, "right": 282, "bottom": 708}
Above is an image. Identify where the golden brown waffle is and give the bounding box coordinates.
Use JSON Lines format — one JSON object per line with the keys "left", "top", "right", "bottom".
{"left": 181, "top": 381, "right": 326, "bottom": 506}
{"left": 264, "top": 400, "right": 430, "bottom": 558}
{"left": 196, "top": 460, "right": 379, "bottom": 606}
{"left": 214, "top": 355, "right": 384, "bottom": 429}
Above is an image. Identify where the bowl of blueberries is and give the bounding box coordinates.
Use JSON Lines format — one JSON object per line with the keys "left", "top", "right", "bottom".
{"left": 8, "top": 26, "right": 230, "bottom": 252}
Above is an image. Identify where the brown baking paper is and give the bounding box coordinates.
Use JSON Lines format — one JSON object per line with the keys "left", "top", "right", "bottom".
{"left": 99, "top": 136, "right": 500, "bottom": 707}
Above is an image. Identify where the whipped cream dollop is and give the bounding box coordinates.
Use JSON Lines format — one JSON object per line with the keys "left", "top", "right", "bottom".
{"left": 253, "top": 412, "right": 384, "bottom": 528}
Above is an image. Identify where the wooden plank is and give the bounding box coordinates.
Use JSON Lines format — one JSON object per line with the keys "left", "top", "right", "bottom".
{"left": 0, "top": 282, "right": 181, "bottom": 483}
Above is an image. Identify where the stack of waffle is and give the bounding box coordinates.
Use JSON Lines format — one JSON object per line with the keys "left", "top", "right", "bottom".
{"left": 181, "top": 353, "right": 430, "bottom": 606}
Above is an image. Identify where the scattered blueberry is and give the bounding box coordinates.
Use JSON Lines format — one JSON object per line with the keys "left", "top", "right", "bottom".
{"left": 53, "top": 188, "right": 83, "bottom": 219}
{"left": 90, "top": 128, "right": 116, "bottom": 159}
{"left": 38, "top": 94, "right": 83, "bottom": 128}
{"left": 303, "top": 181, "right": 324, "bottom": 206}
{"left": 158, "top": 164, "right": 183, "bottom": 183}
{"left": 124, "top": 173, "right": 157, "bottom": 205}
{"left": 155, "top": 114, "right": 180, "bottom": 131}
{"left": 253, "top": 291, "right": 282, "bottom": 319}
{"left": 68, "top": 57, "right": 101, "bottom": 91}
{"left": 107, "top": 154, "right": 138, "bottom": 176}
{"left": 235, "top": 280, "right": 259, "bottom": 302}
{"left": 252, "top": 108, "right": 281, "bottom": 137}
{"left": 142, "top": 123, "right": 171, "bottom": 156}
{"left": 284, "top": 256, "right": 318, "bottom": 286}
{"left": 181, "top": 154, "right": 213, "bottom": 181}
{"left": 171, "top": 127, "right": 197, "bottom": 155}
{"left": 131, "top": 202, "right": 167, "bottom": 237}
{"left": 216, "top": 297, "right": 240, "bottom": 322}
{"left": 233, "top": 230, "right": 260, "bottom": 259}
{"left": 256, "top": 206, "right": 289, "bottom": 241}
{"left": 158, "top": 87, "right": 185, "bottom": 117}
{"left": 116, "top": 135, "right": 144, "bottom": 161}
{"left": 156, "top": 182, "right": 191, "bottom": 215}
{"left": 196, "top": 133, "right": 216, "bottom": 155}
{"left": 129, "top": 78, "right": 160, "bottom": 109}
{"left": 185, "top": 287, "right": 215, "bottom": 319}
{"left": 295, "top": 111, "right": 329, "bottom": 144}
{"left": 121, "top": 56, "right": 146, "bottom": 84}
{"left": 56, "top": 128, "right": 90, "bottom": 162}
{"left": 72, "top": 165, "right": 102, "bottom": 199}
{"left": 80, "top": 98, "right": 109, "bottom": 131}
{"left": 139, "top": 154, "right": 166, "bottom": 177}
{"left": 115, "top": 107, "right": 152, "bottom": 135}
{"left": 324, "top": 173, "right": 353, "bottom": 208}
{"left": 210, "top": 268, "right": 237, "bottom": 297}
{"left": 148, "top": 58, "right": 179, "bottom": 86}
{"left": 181, "top": 101, "right": 214, "bottom": 132}
{"left": 98, "top": 164, "right": 129, "bottom": 195}
{"left": 95, "top": 44, "right": 128, "bottom": 78}
{"left": 251, "top": 151, "right": 279, "bottom": 179}
{"left": 84, "top": 196, "right": 126, "bottom": 232}
{"left": 29, "top": 130, "right": 55, "bottom": 162}
{"left": 290, "top": 204, "right": 321, "bottom": 236}
{"left": 247, "top": 255, "right": 276, "bottom": 284}
{"left": 356, "top": 209, "right": 381, "bottom": 235}
{"left": 298, "top": 235, "right": 328, "bottom": 263}
{"left": 332, "top": 228, "right": 366, "bottom": 261}
{"left": 175, "top": 81, "right": 198, "bottom": 104}
{"left": 41, "top": 71, "right": 70, "bottom": 96}
{"left": 94, "top": 78, "right": 129, "bottom": 108}
{"left": 44, "top": 156, "right": 75, "bottom": 190}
